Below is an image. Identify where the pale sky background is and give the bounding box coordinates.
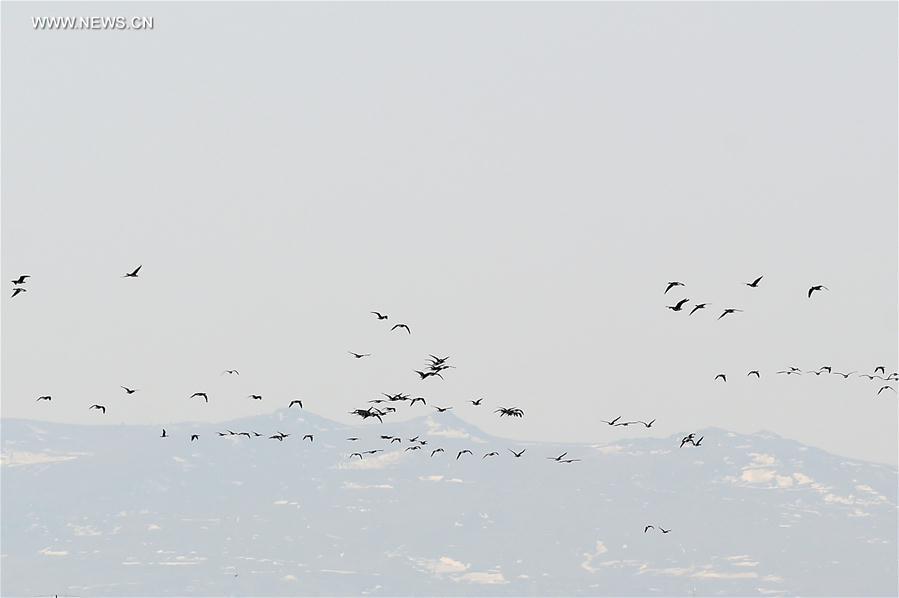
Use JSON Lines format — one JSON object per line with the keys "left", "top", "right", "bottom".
{"left": 2, "top": 2, "right": 896, "bottom": 464}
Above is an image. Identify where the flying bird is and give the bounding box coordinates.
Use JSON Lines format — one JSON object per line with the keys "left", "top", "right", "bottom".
{"left": 190, "top": 434, "right": 199, "bottom": 442}
{"left": 391, "top": 323, "right": 411, "bottom": 334}
{"left": 289, "top": 400, "right": 303, "bottom": 408}
{"left": 659, "top": 527, "right": 672, "bottom": 534}
{"left": 495, "top": 407, "right": 524, "bottom": 418}
{"left": 876, "top": 386, "right": 896, "bottom": 396}
{"left": 431, "top": 448, "right": 445, "bottom": 457}
{"left": 665, "top": 281, "right": 685, "bottom": 294}
{"left": 121, "top": 386, "right": 138, "bottom": 394}
{"left": 160, "top": 429, "right": 168, "bottom": 438}
{"left": 11, "top": 275, "right": 30, "bottom": 285}
{"left": 637, "top": 419, "right": 656, "bottom": 428}
{"left": 348, "top": 352, "right": 371, "bottom": 359}
{"left": 509, "top": 449, "right": 526, "bottom": 458}
{"left": 718, "top": 308, "right": 742, "bottom": 320}
{"left": 302, "top": 434, "right": 314, "bottom": 442}
{"left": 694, "top": 436, "right": 704, "bottom": 447}
{"left": 808, "top": 284, "right": 828, "bottom": 298}
{"left": 456, "top": 449, "right": 472, "bottom": 460}
{"left": 11, "top": 288, "right": 26, "bottom": 298}
{"left": 123, "top": 265, "right": 142, "bottom": 278}
{"left": 548, "top": 452, "right": 569, "bottom": 462}
{"left": 689, "top": 303, "right": 708, "bottom": 315}
{"left": 715, "top": 374, "right": 726, "bottom": 382}
{"left": 222, "top": 370, "right": 239, "bottom": 375}
{"left": 680, "top": 434, "right": 696, "bottom": 448}
{"left": 89, "top": 404, "right": 106, "bottom": 414}
{"left": 601, "top": 416, "right": 621, "bottom": 426}
{"left": 433, "top": 406, "right": 453, "bottom": 413}
{"left": 874, "top": 366, "right": 886, "bottom": 374}
{"left": 371, "top": 311, "right": 389, "bottom": 320}
{"left": 483, "top": 451, "right": 499, "bottom": 459}
{"left": 667, "top": 298, "right": 689, "bottom": 312}
{"left": 745, "top": 275, "right": 763, "bottom": 288}
{"left": 470, "top": 398, "right": 484, "bottom": 406}
{"left": 748, "top": 370, "right": 760, "bottom": 378}
{"left": 346, "top": 437, "right": 359, "bottom": 441}
{"left": 350, "top": 453, "right": 364, "bottom": 460}
{"left": 248, "top": 394, "right": 263, "bottom": 400}
{"left": 415, "top": 370, "right": 443, "bottom": 380}
{"left": 409, "top": 397, "right": 426, "bottom": 406}
{"left": 644, "top": 525, "right": 654, "bottom": 533}
{"left": 405, "top": 445, "right": 421, "bottom": 452}
{"left": 190, "top": 392, "right": 208, "bottom": 403}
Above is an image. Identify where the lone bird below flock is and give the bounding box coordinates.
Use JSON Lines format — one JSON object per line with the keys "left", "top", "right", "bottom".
{"left": 808, "top": 284, "right": 828, "bottom": 298}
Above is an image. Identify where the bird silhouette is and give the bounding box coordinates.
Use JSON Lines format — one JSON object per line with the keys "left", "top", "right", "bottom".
{"left": 121, "top": 386, "right": 138, "bottom": 394}
{"left": 431, "top": 448, "right": 445, "bottom": 457}
{"left": 667, "top": 298, "right": 689, "bottom": 312}
{"left": 371, "top": 311, "right": 389, "bottom": 320}
{"left": 303, "top": 434, "right": 314, "bottom": 442}
{"left": 644, "top": 525, "right": 654, "bottom": 533}
{"left": 680, "top": 434, "right": 696, "bottom": 448}
{"left": 36, "top": 395, "right": 52, "bottom": 402}
{"left": 190, "top": 392, "right": 208, "bottom": 403}
{"left": 659, "top": 527, "right": 672, "bottom": 534}
{"left": 874, "top": 366, "right": 886, "bottom": 374}
{"left": 665, "top": 281, "right": 685, "bottom": 294}
{"left": 350, "top": 452, "right": 364, "bottom": 460}
{"left": 222, "top": 370, "right": 240, "bottom": 375}
{"left": 456, "top": 449, "right": 472, "bottom": 460}
{"left": 190, "top": 434, "right": 199, "bottom": 442}
{"left": 833, "top": 371, "right": 856, "bottom": 379}
{"left": 405, "top": 445, "right": 421, "bottom": 452}
{"left": 745, "top": 275, "right": 763, "bottom": 288}
{"left": 808, "top": 284, "right": 828, "bottom": 298}
{"left": 89, "top": 404, "right": 106, "bottom": 414}
{"left": 415, "top": 370, "right": 443, "bottom": 380}
{"left": 349, "top": 352, "right": 371, "bottom": 359}
{"left": 123, "top": 265, "right": 142, "bottom": 278}
{"left": 495, "top": 407, "right": 524, "bottom": 418}
{"left": 718, "top": 308, "right": 742, "bottom": 320}
{"left": 694, "top": 436, "right": 704, "bottom": 447}
{"left": 289, "top": 400, "right": 303, "bottom": 408}
{"left": 160, "top": 429, "right": 168, "bottom": 438}
{"left": 689, "top": 303, "right": 708, "bottom": 315}
{"left": 715, "top": 374, "right": 726, "bottom": 382}
{"left": 748, "top": 370, "right": 760, "bottom": 378}
{"left": 548, "top": 452, "right": 569, "bottom": 461}
{"left": 483, "top": 451, "right": 499, "bottom": 459}
{"left": 409, "top": 397, "right": 427, "bottom": 406}
{"left": 433, "top": 406, "right": 452, "bottom": 413}
{"left": 346, "top": 437, "right": 359, "bottom": 441}
{"left": 11, "top": 275, "right": 30, "bottom": 285}
{"left": 470, "top": 398, "right": 484, "bottom": 406}
{"left": 637, "top": 419, "right": 656, "bottom": 428}
{"left": 248, "top": 394, "right": 262, "bottom": 400}
{"left": 509, "top": 449, "right": 526, "bottom": 458}
{"left": 11, "top": 288, "right": 26, "bottom": 298}
{"left": 601, "top": 416, "right": 621, "bottom": 426}
{"left": 876, "top": 386, "right": 896, "bottom": 396}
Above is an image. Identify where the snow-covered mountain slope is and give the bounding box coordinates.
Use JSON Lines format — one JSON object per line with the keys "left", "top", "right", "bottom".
{"left": 2, "top": 410, "right": 896, "bottom": 596}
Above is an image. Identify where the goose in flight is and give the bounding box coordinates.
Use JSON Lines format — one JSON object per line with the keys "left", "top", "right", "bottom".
{"left": 664, "top": 281, "right": 685, "bottom": 294}
{"left": 431, "top": 448, "right": 445, "bottom": 457}
{"left": 470, "top": 398, "right": 484, "bottom": 406}
{"left": 833, "top": 371, "right": 856, "bottom": 379}
{"left": 190, "top": 392, "right": 209, "bottom": 403}
{"left": 877, "top": 386, "right": 896, "bottom": 396}
{"left": 391, "top": 323, "right": 411, "bottom": 334}
{"left": 689, "top": 302, "right": 708, "bottom": 315}
{"left": 548, "top": 452, "right": 569, "bottom": 462}
{"left": 558, "top": 458, "right": 581, "bottom": 463}
{"left": 11, "top": 275, "right": 30, "bottom": 285}
{"left": 508, "top": 448, "right": 526, "bottom": 458}
{"left": 371, "top": 311, "right": 389, "bottom": 320}
{"left": 191, "top": 434, "right": 199, "bottom": 442}
{"left": 405, "top": 445, "right": 421, "bottom": 452}
{"left": 745, "top": 275, "right": 763, "bottom": 288}
{"left": 222, "top": 369, "right": 239, "bottom": 375}
{"left": 718, "top": 308, "right": 742, "bottom": 320}
{"left": 289, "top": 400, "right": 303, "bottom": 408}
{"left": 11, "top": 287, "right": 26, "bottom": 298}
{"left": 748, "top": 370, "right": 760, "bottom": 378}
{"left": 346, "top": 437, "right": 359, "bottom": 441}
{"left": 644, "top": 525, "right": 654, "bottom": 533}
{"left": 348, "top": 352, "right": 371, "bottom": 359}
{"left": 456, "top": 449, "right": 472, "bottom": 460}
{"left": 433, "top": 406, "right": 453, "bottom": 413}
{"left": 659, "top": 527, "right": 672, "bottom": 534}
{"left": 875, "top": 366, "right": 886, "bottom": 374}
{"left": 495, "top": 407, "right": 524, "bottom": 418}
{"left": 89, "top": 404, "right": 106, "bottom": 414}
{"left": 350, "top": 408, "right": 383, "bottom": 423}
{"left": 248, "top": 394, "right": 263, "bottom": 400}
{"left": 715, "top": 373, "right": 726, "bottom": 382}
{"left": 808, "top": 284, "right": 828, "bottom": 298}
{"left": 36, "top": 395, "right": 52, "bottom": 402}
{"left": 601, "top": 416, "right": 621, "bottom": 426}
{"left": 160, "top": 429, "right": 168, "bottom": 438}
{"left": 415, "top": 370, "right": 443, "bottom": 380}
{"left": 350, "top": 452, "right": 364, "bottom": 460}
{"left": 409, "top": 397, "right": 427, "bottom": 406}
{"left": 123, "top": 265, "right": 142, "bottom": 278}
{"left": 302, "top": 434, "right": 314, "bottom": 442}
{"left": 121, "top": 386, "right": 138, "bottom": 394}
{"left": 637, "top": 419, "right": 656, "bottom": 428}
{"left": 680, "top": 434, "right": 696, "bottom": 448}
{"left": 667, "top": 298, "right": 689, "bottom": 312}
{"left": 693, "top": 436, "right": 704, "bottom": 447}
{"left": 483, "top": 451, "right": 499, "bottom": 459}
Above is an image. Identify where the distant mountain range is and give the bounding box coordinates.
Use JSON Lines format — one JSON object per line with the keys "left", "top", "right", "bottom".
{"left": 2, "top": 410, "right": 896, "bottom": 596}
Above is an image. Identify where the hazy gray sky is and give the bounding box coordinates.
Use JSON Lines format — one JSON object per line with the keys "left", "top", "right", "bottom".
{"left": 2, "top": 2, "right": 896, "bottom": 464}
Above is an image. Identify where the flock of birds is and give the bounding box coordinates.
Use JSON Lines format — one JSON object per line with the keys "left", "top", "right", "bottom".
{"left": 12, "top": 267, "right": 896, "bottom": 538}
